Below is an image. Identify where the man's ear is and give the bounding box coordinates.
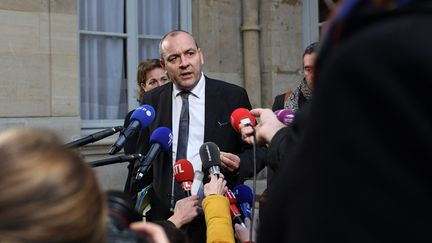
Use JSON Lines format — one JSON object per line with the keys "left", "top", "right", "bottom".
{"left": 160, "top": 59, "right": 166, "bottom": 69}
{"left": 198, "top": 48, "right": 204, "bottom": 65}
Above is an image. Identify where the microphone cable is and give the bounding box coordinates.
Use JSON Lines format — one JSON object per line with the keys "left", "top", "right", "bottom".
{"left": 249, "top": 125, "right": 257, "bottom": 243}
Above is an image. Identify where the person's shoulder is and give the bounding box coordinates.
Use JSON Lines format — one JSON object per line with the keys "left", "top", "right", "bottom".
{"left": 142, "top": 83, "right": 172, "bottom": 101}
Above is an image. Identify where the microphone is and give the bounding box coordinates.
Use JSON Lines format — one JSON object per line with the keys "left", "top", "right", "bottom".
{"left": 191, "top": 171, "right": 204, "bottom": 196}
{"left": 199, "top": 142, "right": 221, "bottom": 177}
{"left": 109, "top": 105, "right": 156, "bottom": 155}
{"left": 173, "top": 159, "right": 194, "bottom": 197}
{"left": 230, "top": 108, "right": 257, "bottom": 133}
{"left": 225, "top": 189, "right": 246, "bottom": 227}
{"left": 233, "top": 184, "right": 253, "bottom": 219}
{"left": 274, "top": 108, "right": 295, "bottom": 126}
{"left": 135, "top": 127, "right": 172, "bottom": 181}
{"left": 90, "top": 153, "right": 143, "bottom": 167}
{"left": 65, "top": 126, "right": 123, "bottom": 148}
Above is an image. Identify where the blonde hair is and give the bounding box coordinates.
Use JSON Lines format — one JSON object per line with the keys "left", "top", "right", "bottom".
{"left": 0, "top": 128, "right": 107, "bottom": 243}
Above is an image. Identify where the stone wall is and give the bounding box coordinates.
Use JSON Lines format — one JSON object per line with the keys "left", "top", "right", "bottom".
{"left": 191, "top": 0, "right": 303, "bottom": 108}
{"left": 0, "top": 0, "right": 80, "bottom": 141}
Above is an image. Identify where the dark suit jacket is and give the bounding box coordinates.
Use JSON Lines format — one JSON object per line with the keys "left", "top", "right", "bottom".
{"left": 272, "top": 93, "right": 285, "bottom": 111}
{"left": 130, "top": 76, "right": 265, "bottom": 242}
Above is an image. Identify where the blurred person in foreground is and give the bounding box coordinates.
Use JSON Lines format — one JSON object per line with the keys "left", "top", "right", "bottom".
{"left": 0, "top": 127, "right": 169, "bottom": 243}
{"left": 241, "top": 0, "right": 432, "bottom": 242}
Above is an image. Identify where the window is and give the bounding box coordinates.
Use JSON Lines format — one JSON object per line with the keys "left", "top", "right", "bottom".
{"left": 302, "top": 0, "right": 337, "bottom": 49}
{"left": 78, "top": 0, "right": 191, "bottom": 130}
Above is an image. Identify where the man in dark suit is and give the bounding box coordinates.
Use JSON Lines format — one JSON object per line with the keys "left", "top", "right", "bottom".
{"left": 130, "top": 30, "right": 265, "bottom": 243}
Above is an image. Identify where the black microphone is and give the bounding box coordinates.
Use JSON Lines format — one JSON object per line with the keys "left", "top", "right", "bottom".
{"left": 65, "top": 126, "right": 123, "bottom": 148}
{"left": 135, "top": 127, "right": 173, "bottom": 181}
{"left": 199, "top": 142, "right": 221, "bottom": 177}
{"left": 109, "top": 105, "right": 156, "bottom": 155}
{"left": 90, "top": 154, "right": 143, "bottom": 167}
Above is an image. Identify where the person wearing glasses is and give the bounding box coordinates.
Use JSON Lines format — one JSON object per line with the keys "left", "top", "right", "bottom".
{"left": 272, "top": 42, "right": 318, "bottom": 112}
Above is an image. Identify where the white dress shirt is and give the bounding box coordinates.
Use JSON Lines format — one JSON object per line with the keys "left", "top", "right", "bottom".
{"left": 172, "top": 73, "right": 205, "bottom": 172}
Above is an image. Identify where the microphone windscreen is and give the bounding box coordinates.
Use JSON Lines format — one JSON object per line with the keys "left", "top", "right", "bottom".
{"left": 174, "top": 159, "right": 194, "bottom": 183}
{"left": 149, "top": 127, "right": 173, "bottom": 151}
{"left": 274, "top": 108, "right": 295, "bottom": 125}
{"left": 233, "top": 184, "right": 253, "bottom": 205}
{"left": 130, "top": 104, "right": 156, "bottom": 128}
{"left": 230, "top": 108, "right": 257, "bottom": 133}
{"left": 199, "top": 142, "right": 221, "bottom": 169}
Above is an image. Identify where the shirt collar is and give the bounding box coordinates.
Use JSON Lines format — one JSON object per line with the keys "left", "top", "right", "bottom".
{"left": 173, "top": 72, "right": 205, "bottom": 99}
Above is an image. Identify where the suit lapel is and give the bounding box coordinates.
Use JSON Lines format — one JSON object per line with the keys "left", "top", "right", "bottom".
{"left": 153, "top": 84, "right": 173, "bottom": 164}
{"left": 204, "top": 77, "right": 223, "bottom": 142}
{"left": 154, "top": 83, "right": 173, "bottom": 130}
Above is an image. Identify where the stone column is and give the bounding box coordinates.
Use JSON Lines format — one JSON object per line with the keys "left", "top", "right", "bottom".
{"left": 241, "top": 0, "right": 261, "bottom": 108}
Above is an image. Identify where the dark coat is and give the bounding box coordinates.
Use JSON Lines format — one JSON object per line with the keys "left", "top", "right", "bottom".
{"left": 259, "top": 3, "right": 432, "bottom": 242}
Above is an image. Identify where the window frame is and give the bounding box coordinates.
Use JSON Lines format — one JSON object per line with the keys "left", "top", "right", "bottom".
{"left": 78, "top": 0, "right": 191, "bottom": 133}
{"left": 302, "top": 0, "right": 319, "bottom": 50}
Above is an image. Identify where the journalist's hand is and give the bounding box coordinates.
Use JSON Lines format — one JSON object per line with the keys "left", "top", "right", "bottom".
{"left": 240, "top": 108, "right": 285, "bottom": 145}
{"left": 204, "top": 173, "right": 227, "bottom": 196}
{"left": 234, "top": 217, "right": 255, "bottom": 243}
{"left": 167, "top": 195, "right": 199, "bottom": 228}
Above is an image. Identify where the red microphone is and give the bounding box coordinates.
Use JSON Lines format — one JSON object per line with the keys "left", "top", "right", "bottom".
{"left": 225, "top": 189, "right": 246, "bottom": 227}
{"left": 230, "top": 108, "right": 257, "bottom": 133}
{"left": 173, "top": 159, "right": 194, "bottom": 197}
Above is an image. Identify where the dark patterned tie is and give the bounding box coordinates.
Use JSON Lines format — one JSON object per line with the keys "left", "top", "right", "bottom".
{"left": 176, "top": 90, "right": 190, "bottom": 161}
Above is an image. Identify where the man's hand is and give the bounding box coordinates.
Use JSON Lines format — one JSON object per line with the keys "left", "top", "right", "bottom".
{"left": 220, "top": 151, "right": 240, "bottom": 173}
{"left": 167, "top": 195, "right": 199, "bottom": 228}
{"left": 240, "top": 108, "right": 285, "bottom": 145}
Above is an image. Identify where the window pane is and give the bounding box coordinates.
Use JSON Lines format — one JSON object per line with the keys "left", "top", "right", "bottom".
{"left": 137, "top": 0, "right": 179, "bottom": 35}
{"left": 80, "top": 35, "right": 128, "bottom": 120}
{"left": 139, "top": 39, "right": 161, "bottom": 61}
{"left": 79, "top": 0, "right": 125, "bottom": 33}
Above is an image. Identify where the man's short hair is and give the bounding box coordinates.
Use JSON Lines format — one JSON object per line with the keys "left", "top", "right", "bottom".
{"left": 159, "top": 30, "right": 199, "bottom": 60}
{"left": 303, "top": 42, "right": 319, "bottom": 57}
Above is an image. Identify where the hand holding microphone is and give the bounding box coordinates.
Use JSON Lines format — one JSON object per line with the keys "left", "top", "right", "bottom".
{"left": 167, "top": 195, "right": 199, "bottom": 228}
{"left": 204, "top": 173, "right": 227, "bottom": 196}
{"left": 238, "top": 108, "right": 286, "bottom": 146}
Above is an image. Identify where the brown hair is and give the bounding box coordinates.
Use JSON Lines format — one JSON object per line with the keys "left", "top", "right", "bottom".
{"left": 0, "top": 128, "right": 107, "bottom": 243}
{"left": 136, "top": 59, "right": 163, "bottom": 103}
